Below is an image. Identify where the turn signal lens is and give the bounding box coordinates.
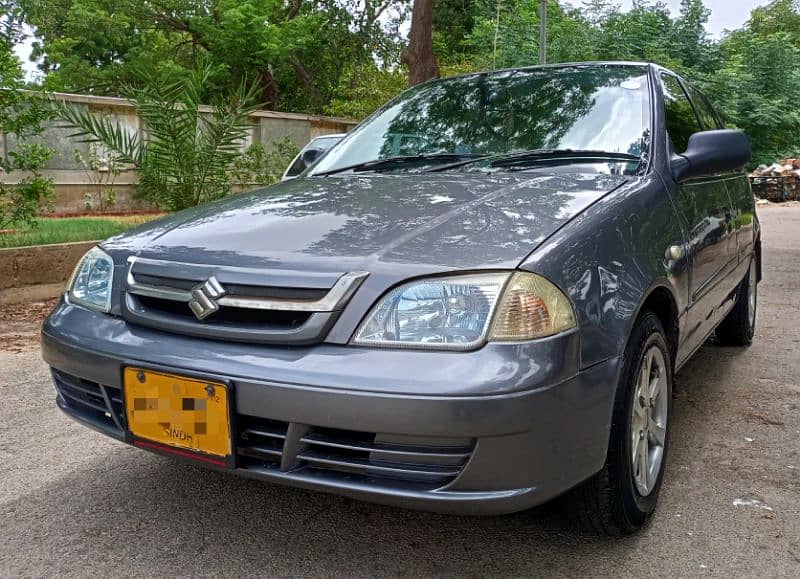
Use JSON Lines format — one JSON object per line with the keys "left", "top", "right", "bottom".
{"left": 489, "top": 272, "right": 575, "bottom": 340}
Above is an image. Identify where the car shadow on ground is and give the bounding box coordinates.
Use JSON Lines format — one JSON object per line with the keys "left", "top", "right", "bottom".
{"left": 4, "top": 447, "right": 629, "bottom": 576}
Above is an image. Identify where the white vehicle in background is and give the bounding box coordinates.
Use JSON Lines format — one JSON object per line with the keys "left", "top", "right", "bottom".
{"left": 281, "top": 134, "right": 345, "bottom": 181}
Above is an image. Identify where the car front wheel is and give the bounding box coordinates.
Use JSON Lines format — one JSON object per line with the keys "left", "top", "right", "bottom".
{"left": 567, "top": 311, "right": 673, "bottom": 534}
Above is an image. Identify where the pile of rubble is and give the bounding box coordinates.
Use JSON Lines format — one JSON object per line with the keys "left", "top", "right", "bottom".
{"left": 750, "top": 159, "right": 800, "bottom": 201}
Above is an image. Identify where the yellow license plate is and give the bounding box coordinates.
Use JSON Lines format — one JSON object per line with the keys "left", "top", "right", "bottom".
{"left": 124, "top": 368, "right": 231, "bottom": 459}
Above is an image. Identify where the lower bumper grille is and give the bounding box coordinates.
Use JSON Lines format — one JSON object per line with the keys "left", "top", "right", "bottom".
{"left": 237, "top": 416, "right": 289, "bottom": 466}
{"left": 51, "top": 371, "right": 475, "bottom": 490}
{"left": 52, "top": 369, "right": 126, "bottom": 437}
{"left": 236, "top": 415, "right": 474, "bottom": 489}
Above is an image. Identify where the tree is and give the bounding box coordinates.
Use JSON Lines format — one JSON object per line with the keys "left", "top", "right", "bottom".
{"left": 593, "top": 1, "right": 674, "bottom": 64}
{"left": 436, "top": 0, "right": 800, "bottom": 165}
{"left": 581, "top": 0, "right": 618, "bottom": 25}
{"left": 432, "top": 0, "right": 481, "bottom": 63}
{"left": 56, "top": 62, "right": 262, "bottom": 211}
{"left": 669, "top": 0, "right": 714, "bottom": 70}
{"left": 402, "top": 0, "right": 439, "bottom": 86}
{"left": 0, "top": 4, "right": 55, "bottom": 229}
{"left": 692, "top": 0, "right": 800, "bottom": 165}
{"left": 704, "top": 30, "right": 800, "bottom": 165}
{"left": 10, "top": 0, "right": 800, "bottom": 166}
{"left": 459, "top": 0, "right": 595, "bottom": 70}
{"left": 15, "top": 0, "right": 408, "bottom": 115}
{"left": 545, "top": 2, "right": 600, "bottom": 64}
{"left": 322, "top": 63, "right": 406, "bottom": 118}
{"left": 748, "top": 0, "right": 800, "bottom": 42}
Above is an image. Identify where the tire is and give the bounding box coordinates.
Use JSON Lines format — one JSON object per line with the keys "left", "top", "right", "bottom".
{"left": 715, "top": 258, "right": 757, "bottom": 346}
{"left": 566, "top": 311, "right": 673, "bottom": 535}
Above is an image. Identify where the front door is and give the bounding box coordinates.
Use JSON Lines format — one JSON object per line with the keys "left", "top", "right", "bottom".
{"left": 660, "top": 73, "right": 739, "bottom": 357}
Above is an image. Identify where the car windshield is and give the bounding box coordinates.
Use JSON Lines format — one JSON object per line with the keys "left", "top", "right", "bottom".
{"left": 312, "top": 65, "right": 651, "bottom": 176}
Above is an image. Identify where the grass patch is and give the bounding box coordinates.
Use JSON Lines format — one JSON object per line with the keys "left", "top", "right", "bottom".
{"left": 0, "top": 215, "right": 162, "bottom": 249}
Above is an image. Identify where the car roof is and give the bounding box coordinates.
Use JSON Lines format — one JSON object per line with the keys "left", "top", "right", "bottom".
{"left": 428, "top": 61, "right": 668, "bottom": 84}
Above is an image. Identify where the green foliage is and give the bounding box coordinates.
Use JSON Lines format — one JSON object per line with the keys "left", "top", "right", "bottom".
{"left": 16, "top": 0, "right": 408, "bottom": 115}
{"left": 19, "top": 0, "right": 183, "bottom": 94}
{"left": 9, "top": 0, "right": 800, "bottom": 166}
{"left": 437, "top": 1, "right": 716, "bottom": 73}
{"left": 0, "top": 144, "right": 55, "bottom": 228}
{"left": 0, "top": 12, "right": 55, "bottom": 229}
{"left": 432, "top": 0, "right": 481, "bottom": 60}
{"left": 0, "top": 133, "right": 56, "bottom": 230}
{"left": 322, "top": 64, "right": 407, "bottom": 119}
{"left": 748, "top": 0, "right": 800, "bottom": 42}
{"left": 701, "top": 30, "right": 800, "bottom": 165}
{"left": 459, "top": 0, "right": 599, "bottom": 69}
{"left": 465, "top": 0, "right": 544, "bottom": 69}
{"left": 56, "top": 61, "right": 262, "bottom": 211}
{"left": 230, "top": 139, "right": 300, "bottom": 188}
{"left": 593, "top": 1, "right": 674, "bottom": 64}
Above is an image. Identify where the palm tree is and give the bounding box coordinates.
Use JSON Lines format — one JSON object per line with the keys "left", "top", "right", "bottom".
{"left": 56, "top": 63, "right": 262, "bottom": 211}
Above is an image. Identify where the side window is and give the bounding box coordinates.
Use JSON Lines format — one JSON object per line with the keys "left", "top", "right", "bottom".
{"left": 683, "top": 84, "right": 722, "bottom": 130}
{"left": 660, "top": 73, "right": 702, "bottom": 153}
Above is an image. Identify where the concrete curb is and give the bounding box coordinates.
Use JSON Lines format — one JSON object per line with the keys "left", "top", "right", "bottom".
{"left": 0, "top": 240, "right": 98, "bottom": 304}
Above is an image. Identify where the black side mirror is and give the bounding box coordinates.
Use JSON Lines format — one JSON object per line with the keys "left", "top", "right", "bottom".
{"left": 301, "top": 147, "right": 324, "bottom": 167}
{"left": 671, "top": 129, "right": 751, "bottom": 182}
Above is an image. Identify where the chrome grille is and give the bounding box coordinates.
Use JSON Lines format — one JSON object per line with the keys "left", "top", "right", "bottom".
{"left": 236, "top": 415, "right": 474, "bottom": 489}
{"left": 121, "top": 257, "right": 368, "bottom": 344}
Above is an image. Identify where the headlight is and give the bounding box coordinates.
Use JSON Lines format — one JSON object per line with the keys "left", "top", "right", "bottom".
{"left": 352, "top": 272, "right": 575, "bottom": 350}
{"left": 68, "top": 246, "right": 114, "bottom": 312}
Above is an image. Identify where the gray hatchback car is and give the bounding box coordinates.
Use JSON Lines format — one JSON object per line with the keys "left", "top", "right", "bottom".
{"left": 43, "top": 62, "right": 759, "bottom": 534}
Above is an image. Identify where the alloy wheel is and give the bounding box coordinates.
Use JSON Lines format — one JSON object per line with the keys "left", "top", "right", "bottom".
{"left": 630, "top": 345, "right": 669, "bottom": 496}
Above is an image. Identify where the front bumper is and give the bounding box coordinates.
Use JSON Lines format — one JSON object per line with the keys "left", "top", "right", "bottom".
{"left": 42, "top": 297, "right": 620, "bottom": 515}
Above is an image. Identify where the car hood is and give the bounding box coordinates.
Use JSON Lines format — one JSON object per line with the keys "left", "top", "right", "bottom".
{"left": 105, "top": 172, "right": 628, "bottom": 274}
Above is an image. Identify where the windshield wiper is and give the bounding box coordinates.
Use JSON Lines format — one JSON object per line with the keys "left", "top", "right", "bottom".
{"left": 428, "top": 149, "right": 642, "bottom": 172}
{"left": 313, "top": 153, "right": 487, "bottom": 177}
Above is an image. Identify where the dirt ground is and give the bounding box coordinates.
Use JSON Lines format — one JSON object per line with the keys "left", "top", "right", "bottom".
{"left": 0, "top": 298, "right": 57, "bottom": 353}
{"left": 0, "top": 205, "right": 798, "bottom": 578}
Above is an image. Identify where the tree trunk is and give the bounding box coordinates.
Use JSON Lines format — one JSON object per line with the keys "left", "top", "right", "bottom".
{"left": 258, "top": 68, "right": 278, "bottom": 110}
{"left": 289, "top": 54, "right": 325, "bottom": 110}
{"left": 401, "top": 0, "right": 439, "bottom": 87}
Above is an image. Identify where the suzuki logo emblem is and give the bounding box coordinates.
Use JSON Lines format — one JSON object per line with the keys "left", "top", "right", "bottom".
{"left": 188, "top": 276, "right": 226, "bottom": 320}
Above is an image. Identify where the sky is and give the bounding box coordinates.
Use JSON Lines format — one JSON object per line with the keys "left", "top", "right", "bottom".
{"left": 11, "top": 0, "right": 775, "bottom": 80}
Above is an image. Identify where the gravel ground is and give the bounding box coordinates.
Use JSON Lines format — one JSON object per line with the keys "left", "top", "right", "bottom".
{"left": 0, "top": 206, "right": 798, "bottom": 578}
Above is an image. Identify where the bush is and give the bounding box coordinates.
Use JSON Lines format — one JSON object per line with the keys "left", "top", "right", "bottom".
{"left": 0, "top": 98, "right": 56, "bottom": 230}
{"left": 56, "top": 61, "right": 261, "bottom": 212}
{"left": 231, "top": 139, "right": 300, "bottom": 189}
{"left": 74, "top": 145, "right": 122, "bottom": 212}
{"left": 0, "top": 37, "right": 56, "bottom": 229}
{"left": 0, "top": 143, "right": 55, "bottom": 228}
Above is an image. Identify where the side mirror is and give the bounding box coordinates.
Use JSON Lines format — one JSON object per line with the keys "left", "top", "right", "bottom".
{"left": 300, "top": 147, "right": 324, "bottom": 167}
{"left": 671, "top": 129, "right": 751, "bottom": 182}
